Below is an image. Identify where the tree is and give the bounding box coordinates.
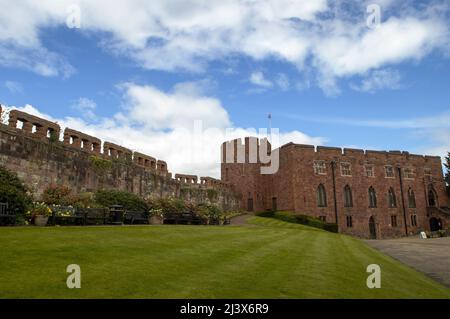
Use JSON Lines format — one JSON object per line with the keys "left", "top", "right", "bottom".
{"left": 0, "top": 166, "right": 32, "bottom": 214}
{"left": 445, "top": 152, "right": 450, "bottom": 196}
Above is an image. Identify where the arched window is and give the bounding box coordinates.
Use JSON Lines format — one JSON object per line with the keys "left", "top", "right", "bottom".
{"left": 428, "top": 187, "right": 437, "bottom": 207}
{"left": 388, "top": 187, "right": 397, "bottom": 208}
{"left": 344, "top": 185, "right": 353, "bottom": 207}
{"left": 408, "top": 188, "right": 416, "bottom": 208}
{"left": 317, "top": 184, "right": 327, "bottom": 207}
{"left": 368, "top": 187, "right": 377, "bottom": 208}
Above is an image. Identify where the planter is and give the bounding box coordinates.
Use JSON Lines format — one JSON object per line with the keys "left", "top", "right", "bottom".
{"left": 149, "top": 215, "right": 164, "bottom": 225}
{"left": 35, "top": 215, "right": 49, "bottom": 227}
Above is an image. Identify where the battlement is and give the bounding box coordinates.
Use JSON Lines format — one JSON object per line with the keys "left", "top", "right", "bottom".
{"left": 221, "top": 137, "right": 271, "bottom": 164}
{"left": 282, "top": 142, "right": 442, "bottom": 165}
{"left": 8, "top": 109, "right": 60, "bottom": 141}
{"left": 63, "top": 128, "right": 101, "bottom": 154}
{"left": 175, "top": 174, "right": 198, "bottom": 184}
{"left": 133, "top": 152, "right": 156, "bottom": 169}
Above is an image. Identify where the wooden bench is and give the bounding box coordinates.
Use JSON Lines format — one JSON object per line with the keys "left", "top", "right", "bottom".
{"left": 50, "top": 206, "right": 85, "bottom": 225}
{"left": 82, "top": 208, "right": 109, "bottom": 225}
{"left": 124, "top": 211, "right": 149, "bottom": 225}
{"left": 0, "top": 203, "right": 15, "bottom": 225}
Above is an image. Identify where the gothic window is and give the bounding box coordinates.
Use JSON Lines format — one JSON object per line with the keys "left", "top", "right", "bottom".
{"left": 408, "top": 188, "right": 416, "bottom": 208}
{"left": 428, "top": 187, "right": 437, "bottom": 207}
{"left": 317, "top": 184, "right": 327, "bottom": 207}
{"left": 411, "top": 214, "right": 418, "bottom": 227}
{"left": 344, "top": 185, "right": 353, "bottom": 208}
{"left": 388, "top": 187, "right": 397, "bottom": 208}
{"left": 368, "top": 187, "right": 377, "bottom": 208}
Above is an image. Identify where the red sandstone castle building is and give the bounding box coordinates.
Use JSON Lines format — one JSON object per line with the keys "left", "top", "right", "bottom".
{"left": 221, "top": 137, "right": 450, "bottom": 239}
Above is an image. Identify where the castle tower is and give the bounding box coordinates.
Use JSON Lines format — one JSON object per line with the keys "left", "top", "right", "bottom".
{"left": 221, "top": 137, "right": 272, "bottom": 212}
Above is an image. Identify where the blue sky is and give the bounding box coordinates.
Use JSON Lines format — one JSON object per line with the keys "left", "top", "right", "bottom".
{"left": 1, "top": 0, "right": 450, "bottom": 177}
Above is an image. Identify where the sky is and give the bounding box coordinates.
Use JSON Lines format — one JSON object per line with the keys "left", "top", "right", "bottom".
{"left": 0, "top": 0, "right": 450, "bottom": 178}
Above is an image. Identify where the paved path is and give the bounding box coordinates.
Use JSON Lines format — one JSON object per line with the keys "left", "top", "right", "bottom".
{"left": 229, "top": 213, "right": 254, "bottom": 226}
{"left": 366, "top": 237, "right": 450, "bottom": 287}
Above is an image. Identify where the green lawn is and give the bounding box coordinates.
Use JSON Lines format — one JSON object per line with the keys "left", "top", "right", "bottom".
{"left": 0, "top": 216, "right": 449, "bottom": 299}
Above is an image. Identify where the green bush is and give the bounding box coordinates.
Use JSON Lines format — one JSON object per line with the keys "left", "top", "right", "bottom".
{"left": 94, "top": 189, "right": 149, "bottom": 211}
{"left": 151, "top": 197, "right": 186, "bottom": 215}
{"left": 0, "top": 166, "right": 32, "bottom": 215}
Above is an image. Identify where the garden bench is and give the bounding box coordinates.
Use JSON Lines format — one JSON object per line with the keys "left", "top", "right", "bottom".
{"left": 0, "top": 203, "right": 15, "bottom": 225}
{"left": 50, "top": 206, "right": 85, "bottom": 225}
{"left": 124, "top": 211, "right": 149, "bottom": 225}
{"left": 82, "top": 208, "right": 109, "bottom": 225}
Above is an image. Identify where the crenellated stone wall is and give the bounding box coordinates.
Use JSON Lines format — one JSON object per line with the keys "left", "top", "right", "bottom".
{"left": 0, "top": 108, "right": 240, "bottom": 211}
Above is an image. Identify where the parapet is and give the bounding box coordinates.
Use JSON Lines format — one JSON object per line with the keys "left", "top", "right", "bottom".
{"left": 175, "top": 174, "right": 198, "bottom": 184}
{"left": 221, "top": 137, "right": 271, "bottom": 164}
{"left": 8, "top": 109, "right": 60, "bottom": 141}
{"left": 134, "top": 152, "right": 156, "bottom": 170}
{"left": 157, "top": 160, "right": 168, "bottom": 173}
{"left": 63, "top": 128, "right": 101, "bottom": 154}
{"left": 103, "top": 141, "right": 132, "bottom": 160}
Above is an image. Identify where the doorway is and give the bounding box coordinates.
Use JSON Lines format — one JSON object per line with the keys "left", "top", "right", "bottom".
{"left": 369, "top": 216, "right": 377, "bottom": 239}
{"left": 429, "top": 217, "right": 442, "bottom": 232}
{"left": 247, "top": 198, "right": 254, "bottom": 212}
{"left": 272, "top": 197, "right": 277, "bottom": 212}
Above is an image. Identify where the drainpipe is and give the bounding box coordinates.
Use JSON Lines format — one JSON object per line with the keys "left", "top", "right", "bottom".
{"left": 397, "top": 166, "right": 409, "bottom": 236}
{"left": 331, "top": 161, "right": 339, "bottom": 229}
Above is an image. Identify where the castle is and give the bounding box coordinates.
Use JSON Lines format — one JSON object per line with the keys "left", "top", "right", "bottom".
{"left": 0, "top": 106, "right": 240, "bottom": 211}
{"left": 221, "top": 137, "right": 450, "bottom": 239}
{"left": 1, "top": 105, "right": 449, "bottom": 239}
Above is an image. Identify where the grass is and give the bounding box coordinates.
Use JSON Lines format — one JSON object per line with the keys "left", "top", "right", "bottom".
{"left": 0, "top": 216, "right": 449, "bottom": 299}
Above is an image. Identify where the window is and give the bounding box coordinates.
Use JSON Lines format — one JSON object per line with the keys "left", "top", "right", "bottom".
{"left": 319, "top": 216, "right": 327, "bottom": 222}
{"left": 313, "top": 161, "right": 326, "bottom": 175}
{"left": 368, "top": 187, "right": 377, "bottom": 208}
{"left": 365, "top": 165, "right": 375, "bottom": 177}
{"left": 408, "top": 188, "right": 416, "bottom": 208}
{"left": 410, "top": 214, "right": 418, "bottom": 227}
{"left": 385, "top": 165, "right": 395, "bottom": 178}
{"left": 424, "top": 168, "right": 432, "bottom": 176}
{"left": 340, "top": 163, "right": 352, "bottom": 176}
{"left": 343, "top": 185, "right": 353, "bottom": 208}
{"left": 346, "top": 216, "right": 353, "bottom": 228}
{"left": 428, "top": 188, "right": 437, "bottom": 207}
{"left": 317, "top": 184, "right": 327, "bottom": 207}
{"left": 388, "top": 187, "right": 397, "bottom": 208}
{"left": 403, "top": 167, "right": 415, "bottom": 179}
{"left": 391, "top": 215, "right": 398, "bottom": 227}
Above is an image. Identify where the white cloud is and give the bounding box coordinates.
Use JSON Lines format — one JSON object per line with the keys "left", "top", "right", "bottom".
{"left": 275, "top": 73, "right": 290, "bottom": 91}
{"left": 7, "top": 83, "right": 325, "bottom": 178}
{"left": 71, "top": 97, "right": 97, "bottom": 120}
{"left": 249, "top": 71, "right": 273, "bottom": 88}
{"left": 350, "top": 68, "right": 402, "bottom": 93}
{"left": 3, "top": 81, "right": 23, "bottom": 94}
{"left": 1, "top": 1, "right": 448, "bottom": 90}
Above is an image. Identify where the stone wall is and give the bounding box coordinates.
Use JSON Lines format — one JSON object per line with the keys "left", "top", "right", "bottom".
{"left": 0, "top": 109, "right": 240, "bottom": 211}
{"left": 222, "top": 137, "right": 450, "bottom": 239}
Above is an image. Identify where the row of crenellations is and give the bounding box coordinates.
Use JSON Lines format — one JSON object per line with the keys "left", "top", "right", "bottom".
{"left": 2, "top": 109, "right": 169, "bottom": 173}
{"left": 221, "top": 138, "right": 441, "bottom": 164}
{"left": 1, "top": 108, "right": 231, "bottom": 187}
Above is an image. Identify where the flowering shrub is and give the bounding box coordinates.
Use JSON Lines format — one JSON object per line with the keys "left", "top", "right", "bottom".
{"left": 29, "top": 202, "right": 52, "bottom": 217}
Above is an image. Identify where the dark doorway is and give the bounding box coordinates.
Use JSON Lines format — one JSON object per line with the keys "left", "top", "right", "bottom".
{"left": 429, "top": 217, "right": 442, "bottom": 232}
{"left": 272, "top": 197, "right": 277, "bottom": 212}
{"left": 247, "top": 198, "right": 254, "bottom": 212}
{"left": 369, "top": 216, "right": 377, "bottom": 239}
